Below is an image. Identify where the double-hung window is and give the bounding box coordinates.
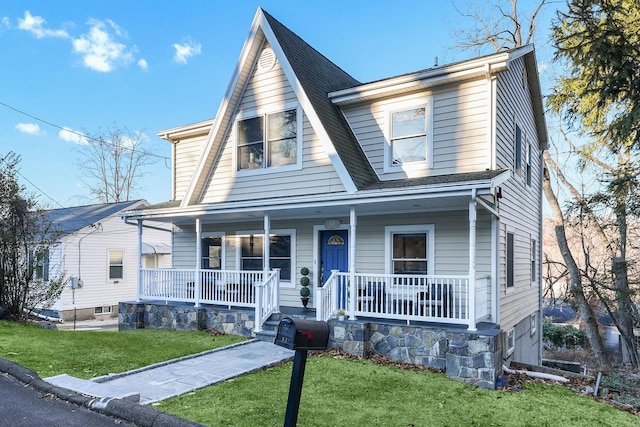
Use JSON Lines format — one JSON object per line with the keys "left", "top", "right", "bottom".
{"left": 237, "top": 108, "right": 298, "bottom": 171}
{"left": 238, "top": 231, "right": 294, "bottom": 281}
{"left": 390, "top": 107, "right": 427, "bottom": 166}
{"left": 108, "top": 250, "right": 124, "bottom": 280}
{"left": 506, "top": 233, "right": 515, "bottom": 288}
{"left": 31, "top": 248, "right": 49, "bottom": 282}
{"left": 386, "top": 225, "right": 434, "bottom": 276}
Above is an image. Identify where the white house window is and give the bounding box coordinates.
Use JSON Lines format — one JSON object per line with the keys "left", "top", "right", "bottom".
{"left": 31, "top": 248, "right": 49, "bottom": 282}
{"left": 507, "top": 329, "right": 516, "bottom": 355}
{"left": 530, "top": 312, "right": 538, "bottom": 335}
{"left": 531, "top": 238, "right": 536, "bottom": 283}
{"left": 391, "top": 107, "right": 427, "bottom": 165}
{"left": 108, "top": 250, "right": 124, "bottom": 280}
{"left": 95, "top": 306, "right": 112, "bottom": 315}
{"left": 238, "top": 231, "right": 294, "bottom": 281}
{"left": 237, "top": 108, "right": 297, "bottom": 170}
{"left": 385, "top": 225, "right": 435, "bottom": 275}
{"left": 201, "top": 236, "right": 222, "bottom": 270}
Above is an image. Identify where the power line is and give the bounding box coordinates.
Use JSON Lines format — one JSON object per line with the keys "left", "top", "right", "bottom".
{"left": 0, "top": 99, "right": 171, "bottom": 161}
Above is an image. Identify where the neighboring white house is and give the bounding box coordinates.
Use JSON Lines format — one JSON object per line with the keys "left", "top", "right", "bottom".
{"left": 122, "top": 8, "right": 547, "bottom": 372}
{"left": 42, "top": 200, "right": 171, "bottom": 321}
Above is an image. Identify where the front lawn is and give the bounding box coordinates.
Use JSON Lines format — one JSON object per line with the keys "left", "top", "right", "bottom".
{"left": 0, "top": 320, "right": 244, "bottom": 378}
{"left": 157, "top": 355, "right": 640, "bottom": 427}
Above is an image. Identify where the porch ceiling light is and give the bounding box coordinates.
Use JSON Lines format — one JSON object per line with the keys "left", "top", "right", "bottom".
{"left": 324, "top": 218, "right": 341, "bottom": 229}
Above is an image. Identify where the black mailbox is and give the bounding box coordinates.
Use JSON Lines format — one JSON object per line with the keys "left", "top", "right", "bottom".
{"left": 274, "top": 317, "right": 329, "bottom": 351}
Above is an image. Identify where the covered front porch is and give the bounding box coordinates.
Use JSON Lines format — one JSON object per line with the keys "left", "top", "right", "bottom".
{"left": 135, "top": 267, "right": 491, "bottom": 332}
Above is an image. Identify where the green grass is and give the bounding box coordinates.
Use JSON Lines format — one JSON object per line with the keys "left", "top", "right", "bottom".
{"left": 0, "top": 320, "right": 244, "bottom": 378}
{"left": 157, "top": 355, "right": 640, "bottom": 427}
{"left": 1, "top": 321, "right": 637, "bottom": 426}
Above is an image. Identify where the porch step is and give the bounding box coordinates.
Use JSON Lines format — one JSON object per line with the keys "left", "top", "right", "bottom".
{"left": 255, "top": 329, "right": 277, "bottom": 343}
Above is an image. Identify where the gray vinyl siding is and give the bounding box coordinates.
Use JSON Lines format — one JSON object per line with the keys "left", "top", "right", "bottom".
{"left": 174, "top": 136, "right": 206, "bottom": 201}
{"left": 494, "top": 56, "right": 543, "bottom": 331}
{"left": 171, "top": 210, "right": 491, "bottom": 309}
{"left": 343, "top": 79, "right": 489, "bottom": 180}
{"left": 197, "top": 46, "right": 346, "bottom": 205}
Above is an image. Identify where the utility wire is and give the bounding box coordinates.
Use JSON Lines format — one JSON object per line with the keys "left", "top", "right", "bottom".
{"left": 0, "top": 100, "right": 171, "bottom": 161}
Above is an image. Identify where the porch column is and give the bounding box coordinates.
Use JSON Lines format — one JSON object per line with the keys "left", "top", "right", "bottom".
{"left": 195, "top": 217, "right": 202, "bottom": 307}
{"left": 468, "top": 191, "right": 477, "bottom": 331}
{"left": 349, "top": 207, "right": 357, "bottom": 320}
{"left": 263, "top": 214, "right": 271, "bottom": 274}
{"left": 136, "top": 220, "right": 143, "bottom": 302}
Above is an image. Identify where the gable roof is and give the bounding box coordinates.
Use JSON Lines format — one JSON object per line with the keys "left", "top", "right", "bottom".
{"left": 45, "top": 200, "right": 145, "bottom": 238}
{"left": 180, "top": 8, "right": 379, "bottom": 207}
{"left": 176, "top": 9, "right": 547, "bottom": 208}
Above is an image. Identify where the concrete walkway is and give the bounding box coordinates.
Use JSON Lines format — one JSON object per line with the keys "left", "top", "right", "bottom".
{"left": 45, "top": 340, "right": 294, "bottom": 405}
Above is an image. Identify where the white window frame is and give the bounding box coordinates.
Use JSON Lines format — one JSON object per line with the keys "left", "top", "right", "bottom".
{"left": 506, "top": 328, "right": 516, "bottom": 356}
{"left": 201, "top": 232, "right": 225, "bottom": 270}
{"left": 525, "top": 138, "right": 532, "bottom": 186}
{"left": 383, "top": 99, "right": 434, "bottom": 175}
{"left": 506, "top": 231, "right": 515, "bottom": 289}
{"left": 530, "top": 312, "right": 538, "bottom": 336}
{"left": 234, "top": 103, "right": 303, "bottom": 176}
{"left": 235, "top": 229, "right": 296, "bottom": 288}
{"left": 108, "top": 249, "right": 124, "bottom": 281}
{"left": 95, "top": 306, "right": 113, "bottom": 315}
{"left": 384, "top": 225, "right": 435, "bottom": 275}
{"left": 515, "top": 123, "right": 523, "bottom": 175}
{"left": 530, "top": 238, "right": 536, "bottom": 286}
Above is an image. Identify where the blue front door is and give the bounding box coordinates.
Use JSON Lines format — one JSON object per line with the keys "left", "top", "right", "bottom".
{"left": 320, "top": 230, "right": 349, "bottom": 308}
{"left": 320, "top": 230, "right": 348, "bottom": 284}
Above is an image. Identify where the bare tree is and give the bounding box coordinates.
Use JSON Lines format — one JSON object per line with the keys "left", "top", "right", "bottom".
{"left": 452, "top": 0, "right": 548, "bottom": 54}
{"left": 78, "top": 125, "right": 156, "bottom": 203}
{"left": 451, "top": 0, "right": 611, "bottom": 367}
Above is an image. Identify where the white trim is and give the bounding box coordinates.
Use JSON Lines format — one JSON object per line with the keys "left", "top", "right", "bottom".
{"left": 506, "top": 328, "right": 516, "bottom": 356}
{"left": 530, "top": 312, "right": 538, "bottom": 336}
{"left": 235, "top": 228, "right": 296, "bottom": 288}
{"left": 384, "top": 225, "right": 435, "bottom": 275}
{"left": 383, "top": 98, "right": 434, "bottom": 175}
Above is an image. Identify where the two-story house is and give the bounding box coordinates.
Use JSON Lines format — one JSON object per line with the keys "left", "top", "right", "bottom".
{"left": 121, "top": 8, "right": 547, "bottom": 388}
{"left": 41, "top": 200, "right": 171, "bottom": 322}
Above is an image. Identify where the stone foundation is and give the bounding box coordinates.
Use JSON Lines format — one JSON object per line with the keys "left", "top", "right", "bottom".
{"left": 118, "top": 301, "right": 255, "bottom": 337}
{"left": 120, "top": 302, "right": 504, "bottom": 389}
{"left": 329, "top": 319, "right": 504, "bottom": 389}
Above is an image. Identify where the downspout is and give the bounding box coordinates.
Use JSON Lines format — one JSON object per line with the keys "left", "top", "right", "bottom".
{"left": 76, "top": 223, "right": 102, "bottom": 304}
{"left": 123, "top": 217, "right": 172, "bottom": 233}
{"left": 468, "top": 189, "right": 477, "bottom": 331}
{"left": 348, "top": 207, "right": 357, "bottom": 320}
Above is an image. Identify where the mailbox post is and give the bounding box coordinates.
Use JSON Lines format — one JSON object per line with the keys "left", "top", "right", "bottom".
{"left": 274, "top": 317, "right": 329, "bottom": 427}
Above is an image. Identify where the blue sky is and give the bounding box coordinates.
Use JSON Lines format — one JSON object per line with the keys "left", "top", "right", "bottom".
{"left": 1, "top": 1, "right": 554, "bottom": 208}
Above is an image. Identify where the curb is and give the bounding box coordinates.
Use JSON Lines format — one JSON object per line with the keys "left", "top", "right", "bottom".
{"left": 0, "top": 357, "right": 204, "bottom": 427}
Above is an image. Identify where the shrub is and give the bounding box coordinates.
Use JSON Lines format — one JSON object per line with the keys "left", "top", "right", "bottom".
{"left": 300, "top": 286, "right": 311, "bottom": 297}
{"left": 300, "top": 276, "right": 310, "bottom": 287}
{"left": 543, "top": 323, "right": 589, "bottom": 349}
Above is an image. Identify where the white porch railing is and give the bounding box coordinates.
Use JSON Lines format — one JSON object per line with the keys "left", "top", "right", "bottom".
{"left": 315, "top": 272, "right": 491, "bottom": 330}
{"left": 254, "top": 269, "right": 280, "bottom": 333}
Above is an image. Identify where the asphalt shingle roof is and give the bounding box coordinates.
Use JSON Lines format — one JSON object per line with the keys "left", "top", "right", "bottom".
{"left": 45, "top": 200, "right": 144, "bottom": 237}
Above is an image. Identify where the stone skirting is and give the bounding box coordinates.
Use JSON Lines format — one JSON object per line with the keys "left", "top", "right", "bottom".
{"left": 118, "top": 301, "right": 255, "bottom": 337}
{"left": 119, "top": 301, "right": 504, "bottom": 389}
{"left": 328, "top": 319, "right": 505, "bottom": 389}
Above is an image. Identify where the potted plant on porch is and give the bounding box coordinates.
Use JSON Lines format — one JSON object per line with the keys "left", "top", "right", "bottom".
{"left": 299, "top": 267, "right": 311, "bottom": 308}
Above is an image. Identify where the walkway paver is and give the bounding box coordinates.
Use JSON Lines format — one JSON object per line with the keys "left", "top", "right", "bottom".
{"left": 45, "top": 340, "right": 294, "bottom": 404}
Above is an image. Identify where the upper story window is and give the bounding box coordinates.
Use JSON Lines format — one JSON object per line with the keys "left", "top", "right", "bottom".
{"left": 515, "top": 124, "right": 523, "bottom": 173}
{"left": 391, "top": 107, "right": 427, "bottom": 165}
{"left": 384, "top": 100, "right": 433, "bottom": 174}
{"left": 237, "top": 108, "right": 298, "bottom": 171}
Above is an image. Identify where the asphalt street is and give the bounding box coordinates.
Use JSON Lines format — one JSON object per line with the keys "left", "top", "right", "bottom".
{"left": 0, "top": 372, "right": 135, "bottom": 427}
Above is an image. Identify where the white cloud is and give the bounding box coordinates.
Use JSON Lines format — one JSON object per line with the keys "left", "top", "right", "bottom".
{"left": 137, "top": 58, "right": 148, "bottom": 71}
{"left": 15, "top": 122, "right": 45, "bottom": 136}
{"left": 172, "top": 39, "right": 201, "bottom": 64}
{"left": 58, "top": 127, "right": 88, "bottom": 145}
{"left": 72, "top": 19, "right": 134, "bottom": 72}
{"left": 2, "top": 17, "right": 10, "bottom": 29}
{"left": 18, "top": 11, "right": 69, "bottom": 39}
